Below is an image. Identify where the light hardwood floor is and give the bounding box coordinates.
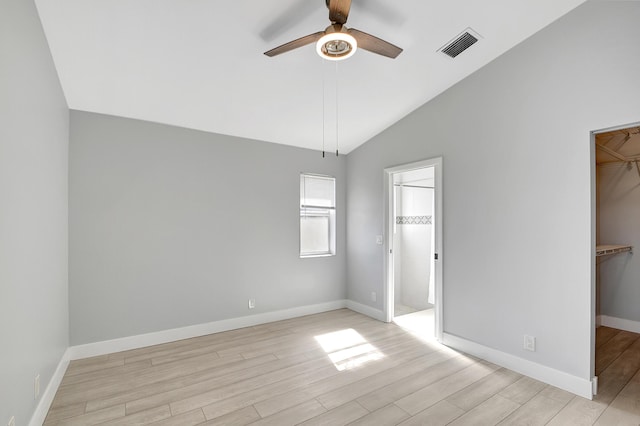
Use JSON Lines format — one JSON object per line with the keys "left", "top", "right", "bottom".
{"left": 45, "top": 310, "right": 640, "bottom": 425}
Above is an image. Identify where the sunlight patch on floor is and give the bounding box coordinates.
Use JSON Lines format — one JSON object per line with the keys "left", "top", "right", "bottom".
{"left": 393, "top": 309, "right": 436, "bottom": 342}
{"left": 315, "top": 328, "right": 384, "bottom": 371}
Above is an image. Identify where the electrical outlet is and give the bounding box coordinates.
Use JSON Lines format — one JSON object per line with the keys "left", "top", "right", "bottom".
{"left": 8, "top": 416, "right": 15, "bottom": 426}
{"left": 35, "top": 374, "right": 40, "bottom": 399}
{"left": 523, "top": 335, "right": 536, "bottom": 352}
{"left": 375, "top": 235, "right": 383, "bottom": 245}
{"left": 371, "top": 292, "right": 377, "bottom": 302}
{"left": 248, "top": 298, "right": 256, "bottom": 309}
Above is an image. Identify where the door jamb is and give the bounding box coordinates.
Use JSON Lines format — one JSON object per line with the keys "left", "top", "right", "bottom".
{"left": 383, "top": 157, "right": 443, "bottom": 341}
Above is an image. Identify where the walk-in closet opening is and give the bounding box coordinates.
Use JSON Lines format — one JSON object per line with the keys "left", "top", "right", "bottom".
{"left": 384, "top": 158, "right": 443, "bottom": 341}
{"left": 593, "top": 122, "right": 640, "bottom": 393}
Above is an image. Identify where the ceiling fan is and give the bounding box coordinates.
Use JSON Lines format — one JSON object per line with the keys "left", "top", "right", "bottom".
{"left": 264, "top": 0, "right": 403, "bottom": 60}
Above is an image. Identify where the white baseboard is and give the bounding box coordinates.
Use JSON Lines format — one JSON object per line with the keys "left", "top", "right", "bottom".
{"left": 346, "top": 300, "right": 386, "bottom": 322}
{"left": 29, "top": 348, "right": 71, "bottom": 426}
{"left": 596, "top": 315, "right": 602, "bottom": 327}
{"left": 600, "top": 315, "right": 640, "bottom": 334}
{"left": 68, "top": 300, "right": 347, "bottom": 360}
{"left": 442, "top": 333, "right": 594, "bottom": 400}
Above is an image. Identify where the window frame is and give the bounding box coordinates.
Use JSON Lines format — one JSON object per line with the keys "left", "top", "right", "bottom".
{"left": 299, "top": 173, "right": 336, "bottom": 258}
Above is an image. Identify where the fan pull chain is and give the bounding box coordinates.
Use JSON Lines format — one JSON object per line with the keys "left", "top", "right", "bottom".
{"left": 322, "top": 57, "right": 326, "bottom": 158}
{"left": 335, "top": 61, "right": 339, "bottom": 157}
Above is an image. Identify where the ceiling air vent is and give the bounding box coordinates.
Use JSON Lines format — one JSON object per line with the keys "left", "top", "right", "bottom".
{"left": 439, "top": 28, "right": 481, "bottom": 58}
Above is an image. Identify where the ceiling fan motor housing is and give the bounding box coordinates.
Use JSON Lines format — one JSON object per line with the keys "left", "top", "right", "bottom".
{"left": 317, "top": 25, "right": 358, "bottom": 60}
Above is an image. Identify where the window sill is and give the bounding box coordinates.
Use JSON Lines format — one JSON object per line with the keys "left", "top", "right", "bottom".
{"left": 300, "top": 253, "right": 335, "bottom": 259}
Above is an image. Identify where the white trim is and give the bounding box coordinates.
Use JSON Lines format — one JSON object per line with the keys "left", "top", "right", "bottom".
{"left": 383, "top": 157, "right": 443, "bottom": 341}
{"left": 596, "top": 315, "right": 602, "bottom": 327}
{"left": 590, "top": 129, "right": 597, "bottom": 397}
{"left": 346, "top": 300, "right": 386, "bottom": 322}
{"left": 68, "top": 300, "right": 346, "bottom": 360}
{"left": 442, "top": 332, "right": 594, "bottom": 399}
{"left": 29, "top": 348, "right": 71, "bottom": 426}
{"left": 600, "top": 315, "right": 640, "bottom": 334}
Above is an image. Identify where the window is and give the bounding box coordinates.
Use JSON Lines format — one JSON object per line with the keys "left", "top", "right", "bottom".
{"left": 300, "top": 173, "right": 336, "bottom": 257}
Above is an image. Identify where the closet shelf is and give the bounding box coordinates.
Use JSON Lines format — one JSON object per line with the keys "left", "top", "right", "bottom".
{"left": 596, "top": 244, "right": 633, "bottom": 257}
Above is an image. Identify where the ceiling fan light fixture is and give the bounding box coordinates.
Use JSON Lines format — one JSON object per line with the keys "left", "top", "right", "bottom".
{"left": 316, "top": 32, "right": 357, "bottom": 61}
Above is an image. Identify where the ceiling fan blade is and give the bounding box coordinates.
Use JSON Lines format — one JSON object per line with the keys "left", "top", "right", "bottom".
{"left": 327, "top": 0, "right": 351, "bottom": 25}
{"left": 264, "top": 31, "right": 325, "bottom": 57}
{"left": 348, "top": 28, "right": 403, "bottom": 59}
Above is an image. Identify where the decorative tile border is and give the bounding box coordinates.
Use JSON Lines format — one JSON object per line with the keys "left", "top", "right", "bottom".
{"left": 396, "top": 215, "right": 432, "bottom": 225}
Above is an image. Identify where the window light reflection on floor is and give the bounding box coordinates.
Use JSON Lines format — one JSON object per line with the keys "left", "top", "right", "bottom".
{"left": 393, "top": 309, "right": 436, "bottom": 343}
{"left": 314, "top": 328, "right": 384, "bottom": 371}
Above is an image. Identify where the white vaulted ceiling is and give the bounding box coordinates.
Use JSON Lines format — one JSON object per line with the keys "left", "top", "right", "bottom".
{"left": 35, "top": 0, "right": 587, "bottom": 153}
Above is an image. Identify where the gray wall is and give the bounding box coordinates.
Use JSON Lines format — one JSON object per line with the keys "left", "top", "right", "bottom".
{"left": 598, "top": 163, "right": 640, "bottom": 322}
{"left": 0, "top": 0, "right": 69, "bottom": 424}
{"left": 69, "top": 111, "right": 347, "bottom": 345}
{"left": 346, "top": 0, "right": 640, "bottom": 381}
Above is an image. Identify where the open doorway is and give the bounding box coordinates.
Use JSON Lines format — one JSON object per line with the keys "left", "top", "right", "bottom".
{"left": 591, "top": 122, "right": 640, "bottom": 396}
{"left": 384, "top": 158, "right": 443, "bottom": 341}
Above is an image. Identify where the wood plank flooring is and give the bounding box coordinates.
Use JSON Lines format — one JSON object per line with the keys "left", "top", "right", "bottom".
{"left": 45, "top": 310, "right": 640, "bottom": 425}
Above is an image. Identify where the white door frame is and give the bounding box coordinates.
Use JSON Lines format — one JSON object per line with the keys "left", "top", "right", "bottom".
{"left": 383, "top": 157, "right": 443, "bottom": 341}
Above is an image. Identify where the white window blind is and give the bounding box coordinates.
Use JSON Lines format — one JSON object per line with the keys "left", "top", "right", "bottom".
{"left": 300, "top": 174, "right": 335, "bottom": 208}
